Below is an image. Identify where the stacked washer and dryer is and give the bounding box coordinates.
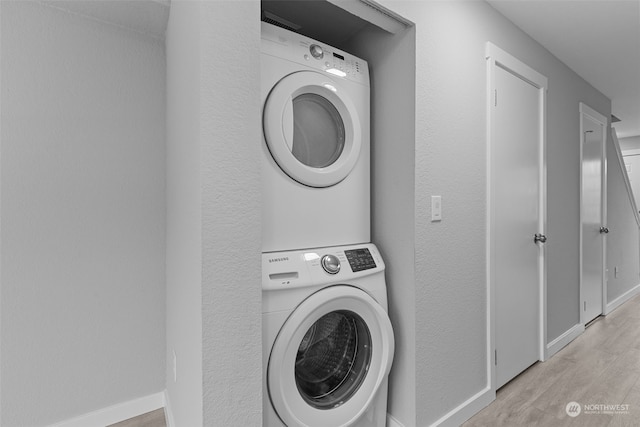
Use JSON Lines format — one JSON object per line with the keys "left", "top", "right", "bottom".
{"left": 261, "top": 22, "right": 395, "bottom": 427}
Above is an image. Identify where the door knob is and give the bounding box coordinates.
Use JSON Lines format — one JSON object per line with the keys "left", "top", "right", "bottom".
{"left": 600, "top": 226, "right": 609, "bottom": 234}
{"left": 534, "top": 233, "right": 547, "bottom": 244}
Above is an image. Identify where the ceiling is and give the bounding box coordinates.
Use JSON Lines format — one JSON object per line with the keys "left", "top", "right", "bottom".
{"left": 486, "top": 0, "right": 640, "bottom": 139}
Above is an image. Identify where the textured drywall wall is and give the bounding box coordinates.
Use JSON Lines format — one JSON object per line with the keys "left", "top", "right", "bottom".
{"left": 1, "top": 1, "right": 165, "bottom": 425}
{"left": 607, "top": 130, "right": 640, "bottom": 303}
{"left": 200, "top": 1, "right": 262, "bottom": 426}
{"left": 374, "top": 1, "right": 610, "bottom": 424}
{"left": 345, "top": 23, "right": 417, "bottom": 427}
{"left": 620, "top": 135, "right": 640, "bottom": 152}
{"left": 623, "top": 154, "right": 640, "bottom": 205}
{"left": 165, "top": 1, "right": 203, "bottom": 426}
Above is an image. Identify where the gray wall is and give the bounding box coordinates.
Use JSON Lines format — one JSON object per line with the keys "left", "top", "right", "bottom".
{"left": 1, "top": 2, "right": 165, "bottom": 425}
{"left": 376, "top": 1, "right": 610, "bottom": 425}
{"left": 607, "top": 129, "right": 640, "bottom": 304}
{"left": 346, "top": 23, "right": 417, "bottom": 427}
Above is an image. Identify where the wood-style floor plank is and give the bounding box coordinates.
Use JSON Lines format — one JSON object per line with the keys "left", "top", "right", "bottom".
{"left": 463, "top": 294, "right": 640, "bottom": 427}
{"left": 107, "top": 408, "right": 166, "bottom": 427}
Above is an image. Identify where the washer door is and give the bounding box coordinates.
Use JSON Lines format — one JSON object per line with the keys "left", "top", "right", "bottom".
{"left": 268, "top": 286, "right": 394, "bottom": 427}
{"left": 263, "top": 71, "right": 362, "bottom": 188}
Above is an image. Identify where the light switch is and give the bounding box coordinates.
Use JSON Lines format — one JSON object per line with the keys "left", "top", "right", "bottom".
{"left": 431, "top": 196, "right": 442, "bottom": 221}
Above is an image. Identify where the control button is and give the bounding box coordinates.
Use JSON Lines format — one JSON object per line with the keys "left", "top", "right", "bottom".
{"left": 321, "top": 254, "right": 341, "bottom": 275}
{"left": 310, "top": 44, "right": 324, "bottom": 59}
{"left": 304, "top": 54, "right": 310, "bottom": 61}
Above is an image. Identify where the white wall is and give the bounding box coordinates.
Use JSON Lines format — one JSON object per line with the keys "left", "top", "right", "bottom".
{"left": 619, "top": 135, "right": 640, "bottom": 152}
{"left": 1, "top": 2, "right": 166, "bottom": 425}
{"left": 607, "top": 130, "right": 640, "bottom": 304}
{"left": 623, "top": 154, "right": 640, "bottom": 206}
{"left": 165, "top": 1, "right": 262, "bottom": 425}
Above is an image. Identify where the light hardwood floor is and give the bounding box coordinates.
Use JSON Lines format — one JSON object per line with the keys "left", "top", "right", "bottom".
{"left": 464, "top": 293, "right": 640, "bottom": 426}
{"left": 110, "top": 295, "right": 640, "bottom": 427}
{"left": 107, "top": 408, "right": 166, "bottom": 427}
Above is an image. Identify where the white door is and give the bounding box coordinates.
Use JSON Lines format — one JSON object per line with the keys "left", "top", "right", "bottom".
{"left": 491, "top": 54, "right": 546, "bottom": 389}
{"left": 580, "top": 104, "right": 607, "bottom": 324}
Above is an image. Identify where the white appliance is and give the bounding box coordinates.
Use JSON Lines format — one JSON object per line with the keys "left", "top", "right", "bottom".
{"left": 263, "top": 243, "right": 394, "bottom": 427}
{"left": 261, "top": 22, "right": 371, "bottom": 253}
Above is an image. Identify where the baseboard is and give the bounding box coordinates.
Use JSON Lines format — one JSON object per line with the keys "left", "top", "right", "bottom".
{"left": 164, "top": 390, "right": 175, "bottom": 427}
{"left": 430, "top": 386, "right": 494, "bottom": 427}
{"left": 387, "top": 413, "right": 405, "bottom": 427}
{"left": 605, "top": 282, "right": 640, "bottom": 315}
{"left": 49, "top": 392, "right": 164, "bottom": 427}
{"left": 546, "top": 323, "right": 584, "bottom": 359}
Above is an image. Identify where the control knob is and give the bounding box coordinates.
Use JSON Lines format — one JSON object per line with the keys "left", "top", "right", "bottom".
{"left": 321, "top": 254, "right": 340, "bottom": 274}
{"left": 309, "top": 44, "right": 324, "bottom": 59}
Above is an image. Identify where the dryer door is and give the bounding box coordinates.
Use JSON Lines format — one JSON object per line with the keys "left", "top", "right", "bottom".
{"left": 268, "top": 286, "right": 394, "bottom": 427}
{"left": 263, "top": 71, "right": 362, "bottom": 188}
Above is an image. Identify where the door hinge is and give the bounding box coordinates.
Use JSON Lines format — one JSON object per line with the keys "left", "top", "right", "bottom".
{"left": 495, "top": 349, "right": 498, "bottom": 365}
{"left": 495, "top": 89, "right": 498, "bottom": 107}
{"left": 584, "top": 301, "right": 587, "bottom": 311}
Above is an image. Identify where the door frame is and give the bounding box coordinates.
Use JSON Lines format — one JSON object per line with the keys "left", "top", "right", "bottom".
{"left": 486, "top": 43, "right": 548, "bottom": 394}
{"left": 579, "top": 102, "right": 608, "bottom": 324}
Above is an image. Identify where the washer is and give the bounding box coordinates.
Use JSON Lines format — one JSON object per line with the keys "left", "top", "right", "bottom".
{"left": 263, "top": 243, "right": 394, "bottom": 427}
{"left": 261, "top": 22, "right": 371, "bottom": 252}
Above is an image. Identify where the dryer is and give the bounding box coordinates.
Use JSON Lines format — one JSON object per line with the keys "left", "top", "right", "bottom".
{"left": 263, "top": 243, "right": 394, "bottom": 427}
{"left": 261, "top": 22, "right": 371, "bottom": 253}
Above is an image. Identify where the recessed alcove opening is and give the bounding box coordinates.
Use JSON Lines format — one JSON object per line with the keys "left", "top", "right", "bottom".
{"left": 260, "top": 0, "right": 417, "bottom": 422}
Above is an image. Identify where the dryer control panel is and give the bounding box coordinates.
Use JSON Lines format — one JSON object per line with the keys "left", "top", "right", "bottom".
{"left": 261, "top": 21, "right": 369, "bottom": 87}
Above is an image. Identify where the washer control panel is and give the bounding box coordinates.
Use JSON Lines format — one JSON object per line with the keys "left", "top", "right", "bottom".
{"left": 345, "top": 248, "right": 377, "bottom": 272}
{"left": 262, "top": 243, "right": 384, "bottom": 291}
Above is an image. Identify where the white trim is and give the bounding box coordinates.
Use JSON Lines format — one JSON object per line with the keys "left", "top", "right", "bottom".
{"left": 611, "top": 128, "right": 640, "bottom": 227}
{"left": 546, "top": 324, "right": 584, "bottom": 359}
{"left": 164, "top": 389, "right": 175, "bottom": 427}
{"left": 605, "top": 282, "right": 640, "bottom": 315}
{"left": 387, "top": 413, "right": 405, "bottom": 427}
{"left": 326, "top": 0, "right": 412, "bottom": 34}
{"left": 579, "top": 102, "right": 608, "bottom": 326}
{"left": 430, "top": 387, "right": 494, "bottom": 427}
{"left": 48, "top": 392, "right": 165, "bottom": 427}
{"left": 485, "top": 41, "right": 548, "bottom": 390}
{"left": 485, "top": 40, "right": 495, "bottom": 406}
{"left": 621, "top": 148, "right": 640, "bottom": 157}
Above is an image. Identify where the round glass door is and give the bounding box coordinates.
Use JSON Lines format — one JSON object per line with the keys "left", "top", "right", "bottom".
{"left": 295, "top": 310, "right": 371, "bottom": 409}
{"left": 268, "top": 286, "right": 394, "bottom": 427}
{"left": 291, "top": 93, "right": 345, "bottom": 169}
{"left": 263, "top": 71, "right": 362, "bottom": 188}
